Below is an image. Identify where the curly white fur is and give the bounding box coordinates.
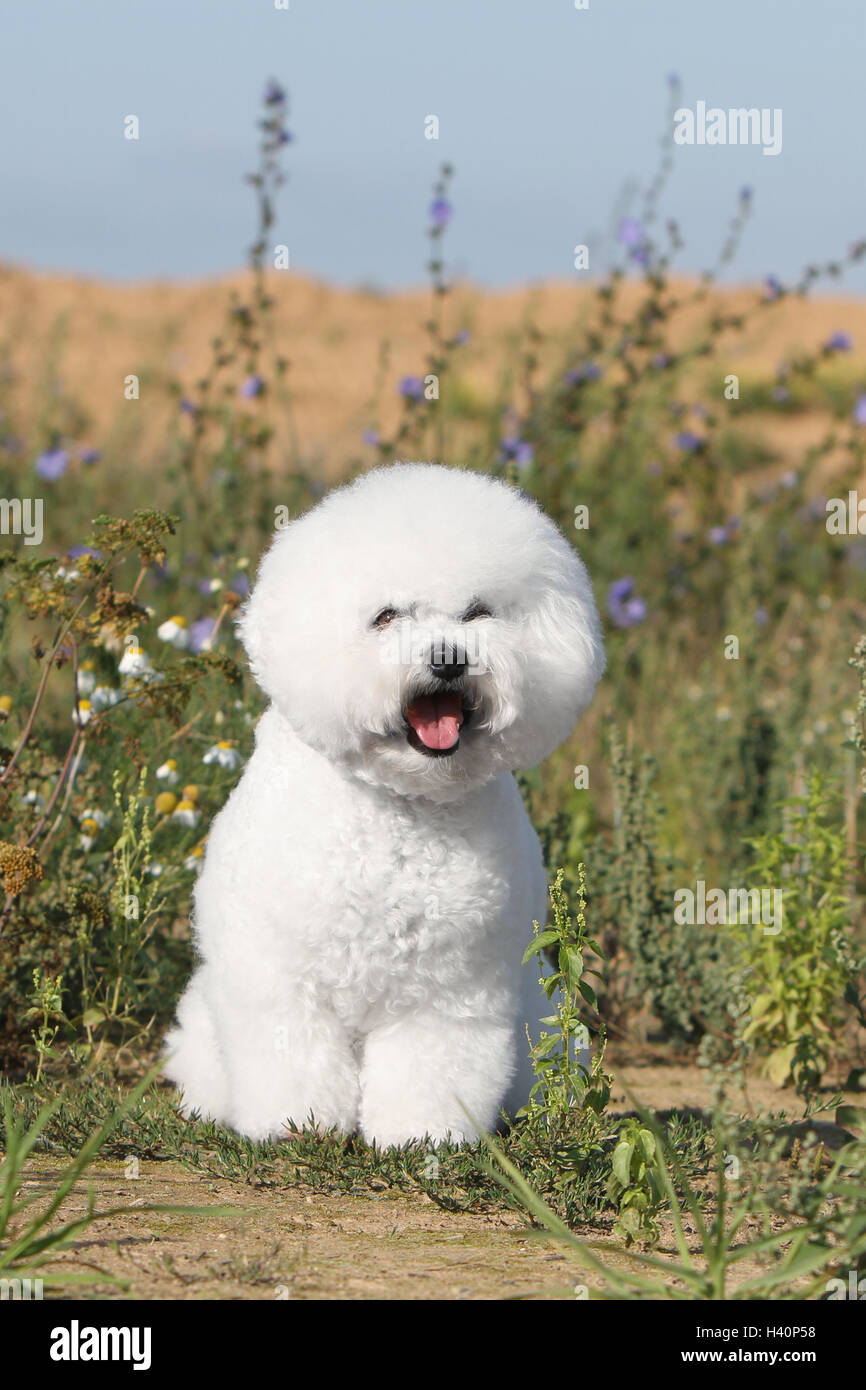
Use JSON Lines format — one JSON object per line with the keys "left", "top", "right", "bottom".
{"left": 164, "top": 463, "right": 604, "bottom": 1145}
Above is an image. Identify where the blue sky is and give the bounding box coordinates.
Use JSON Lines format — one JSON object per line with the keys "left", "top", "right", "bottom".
{"left": 1, "top": 0, "right": 864, "bottom": 291}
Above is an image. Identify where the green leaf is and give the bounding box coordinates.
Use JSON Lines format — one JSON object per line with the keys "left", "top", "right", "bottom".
{"left": 612, "top": 1139, "right": 634, "bottom": 1187}
{"left": 765, "top": 1043, "right": 797, "bottom": 1086}
{"left": 578, "top": 979, "right": 598, "bottom": 1009}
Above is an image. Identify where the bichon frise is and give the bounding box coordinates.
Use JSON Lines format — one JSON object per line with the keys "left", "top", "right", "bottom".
{"left": 164, "top": 463, "right": 604, "bottom": 1145}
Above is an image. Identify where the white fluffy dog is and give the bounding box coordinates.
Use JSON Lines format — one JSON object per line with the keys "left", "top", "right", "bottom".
{"left": 164, "top": 463, "right": 604, "bottom": 1146}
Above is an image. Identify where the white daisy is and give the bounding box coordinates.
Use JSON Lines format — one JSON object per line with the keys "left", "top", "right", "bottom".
{"left": 79, "top": 811, "right": 106, "bottom": 851}
{"left": 203, "top": 740, "right": 241, "bottom": 771}
{"left": 172, "top": 799, "right": 200, "bottom": 828}
{"left": 118, "top": 644, "right": 153, "bottom": 678}
{"left": 157, "top": 615, "right": 191, "bottom": 650}
{"left": 73, "top": 699, "right": 93, "bottom": 726}
{"left": 185, "top": 845, "right": 205, "bottom": 873}
{"left": 156, "top": 759, "right": 180, "bottom": 784}
{"left": 91, "top": 685, "right": 121, "bottom": 710}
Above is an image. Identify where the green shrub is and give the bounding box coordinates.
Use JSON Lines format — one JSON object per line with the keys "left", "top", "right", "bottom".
{"left": 735, "top": 774, "right": 864, "bottom": 1093}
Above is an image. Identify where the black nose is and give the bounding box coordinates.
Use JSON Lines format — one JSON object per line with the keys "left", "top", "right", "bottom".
{"left": 428, "top": 646, "right": 467, "bottom": 682}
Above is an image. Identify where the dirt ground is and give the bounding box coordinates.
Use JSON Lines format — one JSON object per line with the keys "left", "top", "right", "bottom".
{"left": 17, "top": 1058, "right": 861, "bottom": 1302}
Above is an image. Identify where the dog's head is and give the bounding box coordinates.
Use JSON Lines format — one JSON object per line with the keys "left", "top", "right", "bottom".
{"left": 240, "top": 463, "right": 605, "bottom": 800}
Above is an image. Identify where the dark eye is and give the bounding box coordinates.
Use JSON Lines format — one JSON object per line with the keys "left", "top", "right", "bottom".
{"left": 461, "top": 601, "right": 492, "bottom": 622}
{"left": 371, "top": 607, "right": 400, "bottom": 630}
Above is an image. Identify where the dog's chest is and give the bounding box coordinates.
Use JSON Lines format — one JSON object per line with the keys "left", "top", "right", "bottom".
{"left": 313, "top": 784, "right": 527, "bottom": 1015}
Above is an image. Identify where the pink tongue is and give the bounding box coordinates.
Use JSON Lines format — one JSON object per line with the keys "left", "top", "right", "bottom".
{"left": 406, "top": 693, "right": 464, "bottom": 750}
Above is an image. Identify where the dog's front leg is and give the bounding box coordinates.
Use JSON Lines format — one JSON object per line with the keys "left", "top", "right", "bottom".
{"left": 217, "top": 989, "right": 361, "bottom": 1142}
{"left": 359, "top": 1011, "right": 515, "bottom": 1147}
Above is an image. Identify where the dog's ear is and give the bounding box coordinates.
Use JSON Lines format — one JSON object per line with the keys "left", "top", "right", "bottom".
{"left": 503, "top": 548, "right": 605, "bottom": 771}
{"left": 236, "top": 532, "right": 295, "bottom": 702}
{"left": 236, "top": 527, "right": 364, "bottom": 756}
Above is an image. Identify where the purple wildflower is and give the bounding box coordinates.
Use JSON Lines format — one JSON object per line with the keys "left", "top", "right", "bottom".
{"left": 764, "top": 275, "right": 783, "bottom": 301}
{"left": 35, "top": 447, "right": 68, "bottom": 480}
{"left": 429, "top": 198, "right": 453, "bottom": 227}
{"left": 708, "top": 526, "right": 730, "bottom": 545}
{"left": 565, "top": 362, "right": 601, "bottom": 385}
{"left": 362, "top": 428, "right": 380, "bottom": 446}
{"left": 754, "top": 608, "right": 769, "bottom": 627}
{"left": 651, "top": 353, "right": 670, "bottom": 370}
{"left": 263, "top": 81, "right": 286, "bottom": 105}
{"left": 189, "top": 617, "right": 217, "bottom": 654}
{"left": 854, "top": 395, "right": 866, "bottom": 426}
{"left": 771, "top": 385, "right": 790, "bottom": 403}
{"left": 68, "top": 545, "right": 100, "bottom": 560}
{"left": 674, "top": 430, "right": 703, "bottom": 452}
{"left": 179, "top": 399, "right": 198, "bottom": 416}
{"left": 607, "top": 577, "right": 648, "bottom": 628}
{"left": 79, "top": 447, "right": 101, "bottom": 465}
{"left": 230, "top": 573, "right": 251, "bottom": 598}
{"left": 618, "top": 217, "right": 644, "bottom": 249}
{"left": 239, "top": 374, "right": 265, "bottom": 399}
{"left": 609, "top": 577, "right": 635, "bottom": 602}
{"left": 454, "top": 330, "right": 470, "bottom": 345}
{"left": 500, "top": 436, "right": 534, "bottom": 467}
{"left": 826, "top": 332, "right": 853, "bottom": 352}
{"left": 398, "top": 376, "right": 425, "bottom": 401}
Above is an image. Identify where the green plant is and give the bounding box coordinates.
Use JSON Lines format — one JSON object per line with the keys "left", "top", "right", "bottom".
{"left": 586, "top": 729, "right": 732, "bottom": 1043}
{"left": 735, "top": 772, "right": 862, "bottom": 1093}
{"left": 23, "top": 968, "right": 66, "bottom": 1084}
{"left": 606, "top": 1117, "right": 663, "bottom": 1247}
{"left": 520, "top": 865, "right": 610, "bottom": 1123}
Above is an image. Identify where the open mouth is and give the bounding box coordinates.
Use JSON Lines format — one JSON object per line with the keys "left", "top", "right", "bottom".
{"left": 404, "top": 692, "right": 470, "bottom": 757}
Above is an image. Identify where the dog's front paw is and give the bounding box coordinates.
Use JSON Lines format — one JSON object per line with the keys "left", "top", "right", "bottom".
{"left": 360, "top": 1116, "right": 478, "bottom": 1148}
{"left": 230, "top": 1097, "right": 357, "bottom": 1144}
